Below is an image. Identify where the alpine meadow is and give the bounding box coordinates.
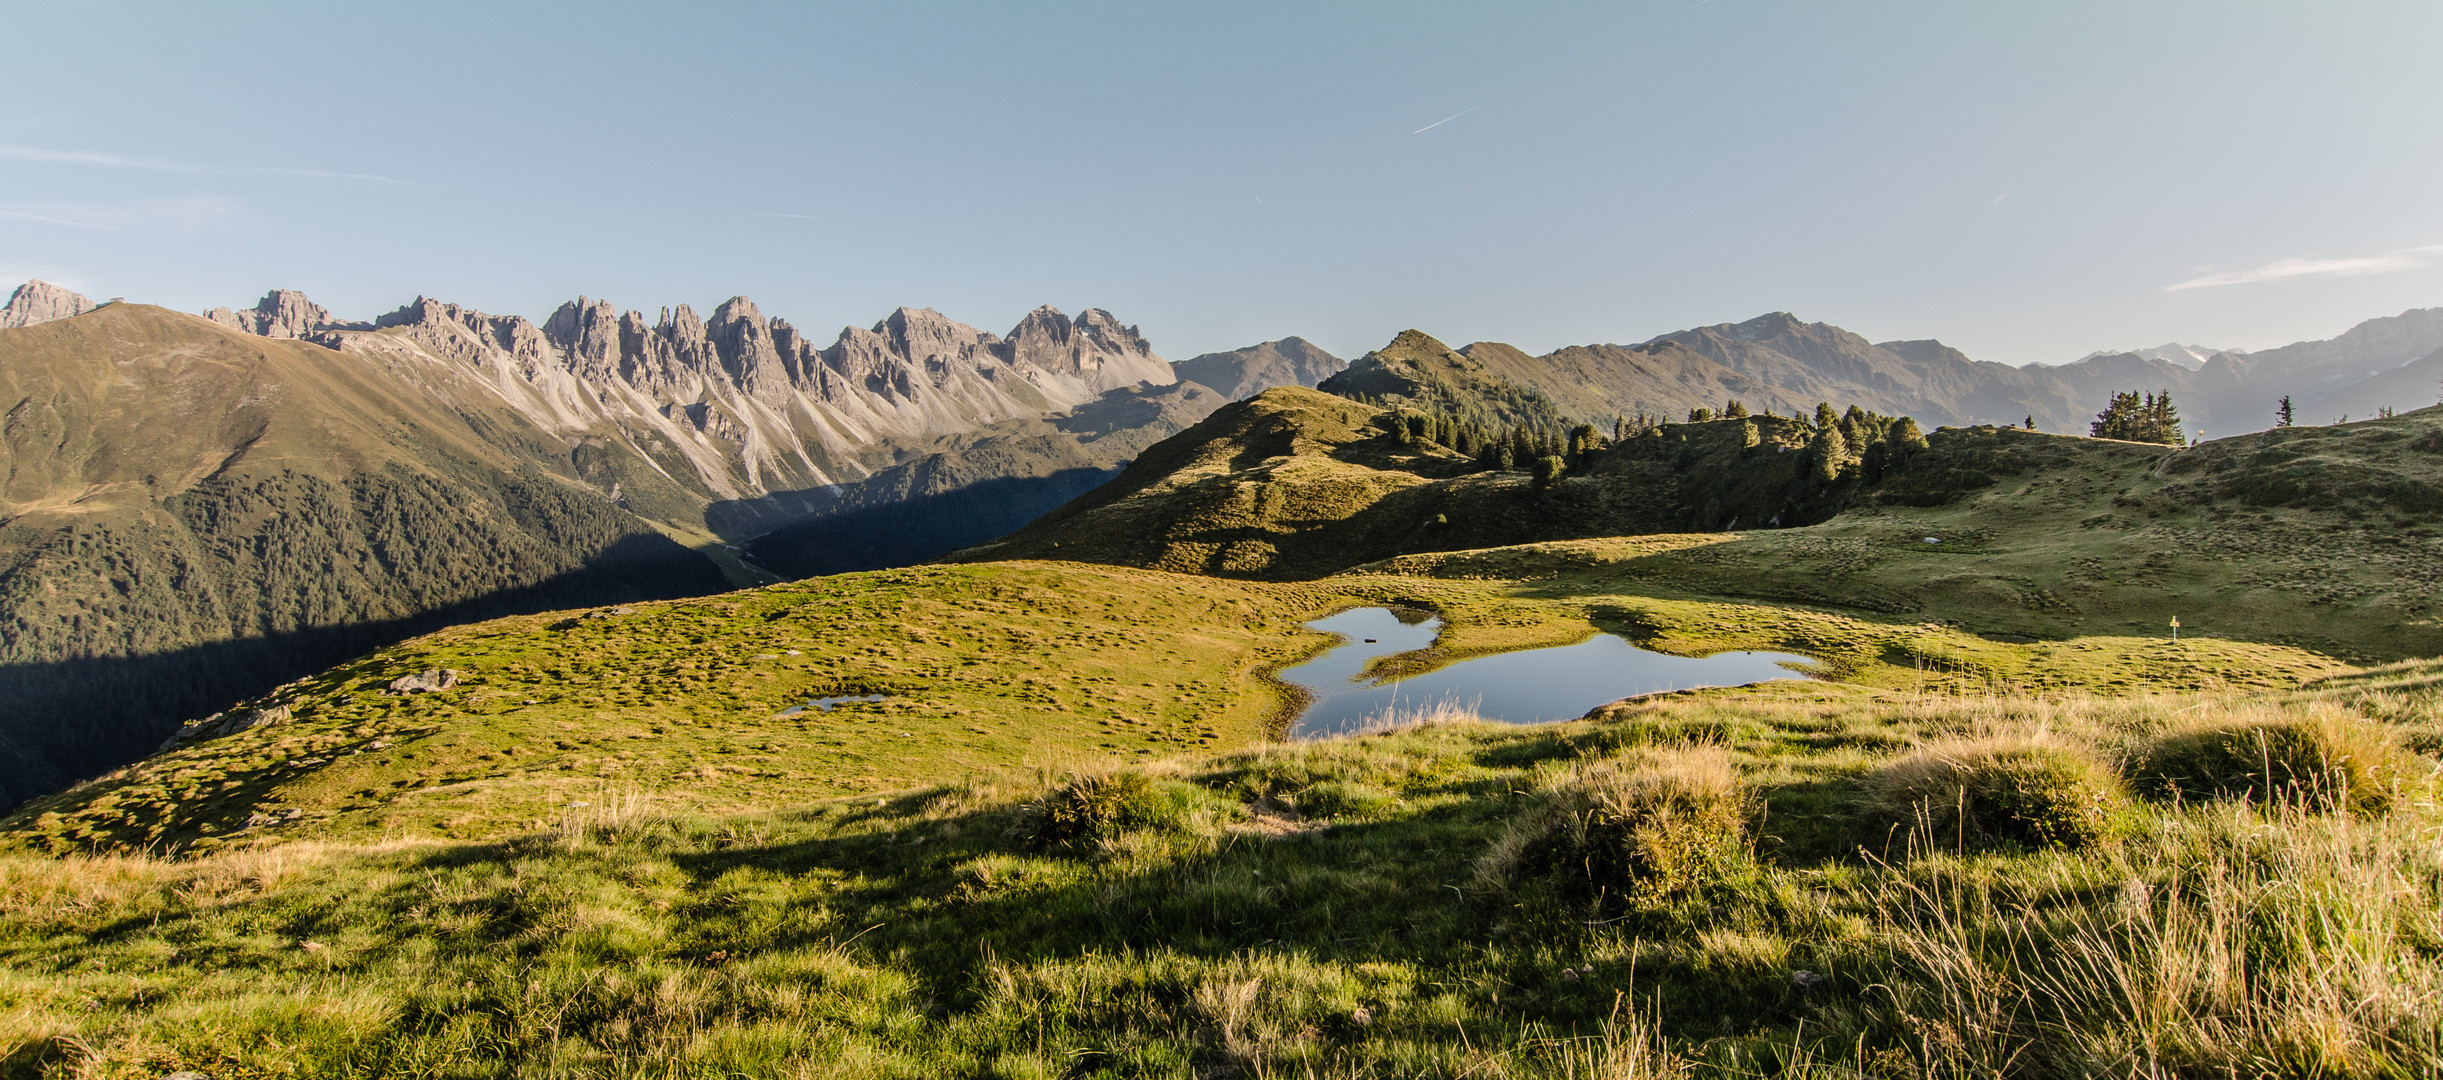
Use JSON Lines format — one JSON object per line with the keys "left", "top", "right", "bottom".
{"left": 6, "top": 4, "right": 2443, "bottom": 1078}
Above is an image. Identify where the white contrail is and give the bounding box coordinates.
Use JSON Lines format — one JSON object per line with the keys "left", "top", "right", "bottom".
{"left": 2165, "top": 245, "right": 2443, "bottom": 291}
{"left": 0, "top": 143, "right": 410, "bottom": 185}
{"left": 1412, "top": 100, "right": 1492, "bottom": 135}
{"left": 0, "top": 144, "right": 196, "bottom": 171}
{"left": 0, "top": 208, "right": 121, "bottom": 230}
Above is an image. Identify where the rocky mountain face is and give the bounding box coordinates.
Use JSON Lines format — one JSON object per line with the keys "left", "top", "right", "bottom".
{"left": 202, "top": 289, "right": 335, "bottom": 339}
{"left": 0, "top": 280, "right": 96, "bottom": 328}
{"left": 183, "top": 287, "right": 1340, "bottom": 571}
{"left": 291, "top": 295, "right": 1176, "bottom": 530}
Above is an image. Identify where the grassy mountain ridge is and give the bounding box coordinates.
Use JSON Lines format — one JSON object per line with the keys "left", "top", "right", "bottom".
{"left": 0, "top": 305, "right": 727, "bottom": 808}
{"left": 954, "top": 386, "right": 2443, "bottom": 663}
{"left": 1317, "top": 310, "right": 2443, "bottom": 440}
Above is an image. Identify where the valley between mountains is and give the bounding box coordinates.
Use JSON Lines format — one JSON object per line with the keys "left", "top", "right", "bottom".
{"left": 7, "top": 279, "right": 2443, "bottom": 1076}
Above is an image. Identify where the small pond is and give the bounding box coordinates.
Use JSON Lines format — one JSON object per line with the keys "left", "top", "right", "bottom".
{"left": 1281, "top": 607, "right": 1817, "bottom": 740}
{"left": 778, "top": 694, "right": 888, "bottom": 717}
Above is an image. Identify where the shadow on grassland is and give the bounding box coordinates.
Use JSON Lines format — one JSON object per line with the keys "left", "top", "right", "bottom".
{"left": 0, "top": 533, "right": 727, "bottom": 813}
{"left": 742, "top": 468, "right": 1119, "bottom": 578}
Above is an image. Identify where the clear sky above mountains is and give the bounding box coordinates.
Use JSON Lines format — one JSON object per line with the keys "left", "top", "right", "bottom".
{"left": 3, "top": 1, "right": 2437, "bottom": 367}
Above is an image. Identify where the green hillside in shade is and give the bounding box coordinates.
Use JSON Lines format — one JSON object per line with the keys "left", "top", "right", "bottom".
{"left": 0, "top": 305, "right": 727, "bottom": 809}
{"left": 955, "top": 386, "right": 2443, "bottom": 664}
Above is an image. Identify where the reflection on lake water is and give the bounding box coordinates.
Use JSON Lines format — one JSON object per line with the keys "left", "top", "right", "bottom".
{"left": 1281, "top": 607, "right": 1816, "bottom": 740}
{"left": 778, "top": 694, "right": 888, "bottom": 717}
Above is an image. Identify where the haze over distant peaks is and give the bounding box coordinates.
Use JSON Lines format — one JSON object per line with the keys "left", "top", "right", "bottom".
{"left": 2078, "top": 343, "right": 2234, "bottom": 370}
{"left": 1173, "top": 337, "right": 1344, "bottom": 401}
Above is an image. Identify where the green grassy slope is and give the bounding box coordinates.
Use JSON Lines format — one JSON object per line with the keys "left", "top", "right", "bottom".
{"left": 7, "top": 546, "right": 2349, "bottom": 857}
{"left": 0, "top": 305, "right": 727, "bottom": 808}
{"left": 5, "top": 669, "right": 2439, "bottom": 1077}
{"left": 1317, "top": 330, "right": 1578, "bottom": 432}
{"left": 1532, "top": 414, "right": 2443, "bottom": 663}
{"left": 956, "top": 386, "right": 2443, "bottom": 664}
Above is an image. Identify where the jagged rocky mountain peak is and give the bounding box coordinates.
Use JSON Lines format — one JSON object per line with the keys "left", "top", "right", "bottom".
{"left": 171, "top": 284, "right": 1209, "bottom": 512}
{"left": 374, "top": 295, "right": 448, "bottom": 328}
{"left": 1726, "top": 311, "right": 1807, "bottom": 340}
{"left": 710, "top": 295, "right": 764, "bottom": 327}
{"left": 880, "top": 306, "right": 995, "bottom": 361}
{"left": 0, "top": 279, "right": 97, "bottom": 328}
{"left": 203, "top": 289, "right": 336, "bottom": 339}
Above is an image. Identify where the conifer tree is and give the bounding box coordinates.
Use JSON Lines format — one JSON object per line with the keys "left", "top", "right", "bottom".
{"left": 2090, "top": 390, "right": 2184, "bottom": 445}
{"left": 1886, "top": 416, "right": 1925, "bottom": 451}
{"left": 1811, "top": 425, "right": 1848, "bottom": 482}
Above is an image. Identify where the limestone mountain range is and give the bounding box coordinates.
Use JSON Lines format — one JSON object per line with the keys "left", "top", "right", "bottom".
{"left": 0, "top": 279, "right": 1343, "bottom": 811}
{"left": 190, "top": 287, "right": 1179, "bottom": 529}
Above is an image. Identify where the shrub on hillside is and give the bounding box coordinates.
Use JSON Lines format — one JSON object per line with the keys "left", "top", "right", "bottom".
{"left": 2136, "top": 710, "right": 2431, "bottom": 815}
{"left": 1477, "top": 747, "right": 1752, "bottom": 908}
{"left": 1016, "top": 771, "right": 1206, "bottom": 848}
{"left": 1864, "top": 738, "right": 2132, "bottom": 853}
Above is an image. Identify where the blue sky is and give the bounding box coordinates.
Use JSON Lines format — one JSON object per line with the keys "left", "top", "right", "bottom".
{"left": 3, "top": 1, "right": 2438, "bottom": 366}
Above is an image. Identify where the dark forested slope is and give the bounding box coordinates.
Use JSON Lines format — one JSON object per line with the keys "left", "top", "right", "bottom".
{"left": 0, "top": 305, "right": 725, "bottom": 807}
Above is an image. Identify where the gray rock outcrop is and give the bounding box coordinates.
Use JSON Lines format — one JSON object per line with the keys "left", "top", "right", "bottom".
{"left": 386, "top": 668, "right": 459, "bottom": 694}
{"left": 203, "top": 289, "right": 338, "bottom": 339}
{"left": 0, "top": 279, "right": 96, "bottom": 328}
{"left": 157, "top": 704, "right": 293, "bottom": 751}
{"left": 233, "top": 291, "right": 1184, "bottom": 512}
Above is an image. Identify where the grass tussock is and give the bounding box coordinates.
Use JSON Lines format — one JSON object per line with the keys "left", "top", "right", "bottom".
{"left": 3, "top": 681, "right": 2442, "bottom": 1077}
{"left": 1875, "top": 802, "right": 2443, "bottom": 1077}
{"left": 1015, "top": 769, "right": 1226, "bottom": 850}
{"left": 1480, "top": 747, "right": 1753, "bottom": 911}
{"left": 2136, "top": 703, "right": 2435, "bottom": 814}
{"left": 1863, "top": 734, "right": 2135, "bottom": 853}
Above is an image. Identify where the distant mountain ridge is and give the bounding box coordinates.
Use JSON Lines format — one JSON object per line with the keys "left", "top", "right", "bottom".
{"left": 1310, "top": 307, "right": 2443, "bottom": 439}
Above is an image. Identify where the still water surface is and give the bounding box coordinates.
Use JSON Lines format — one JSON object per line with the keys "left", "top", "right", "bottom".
{"left": 1281, "top": 607, "right": 1816, "bottom": 739}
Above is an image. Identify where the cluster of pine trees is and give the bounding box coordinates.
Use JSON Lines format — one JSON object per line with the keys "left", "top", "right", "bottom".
{"left": 1799, "top": 403, "right": 1928, "bottom": 484}
{"left": 2091, "top": 390, "right": 2184, "bottom": 445}
{"left": 1367, "top": 394, "right": 1931, "bottom": 488}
